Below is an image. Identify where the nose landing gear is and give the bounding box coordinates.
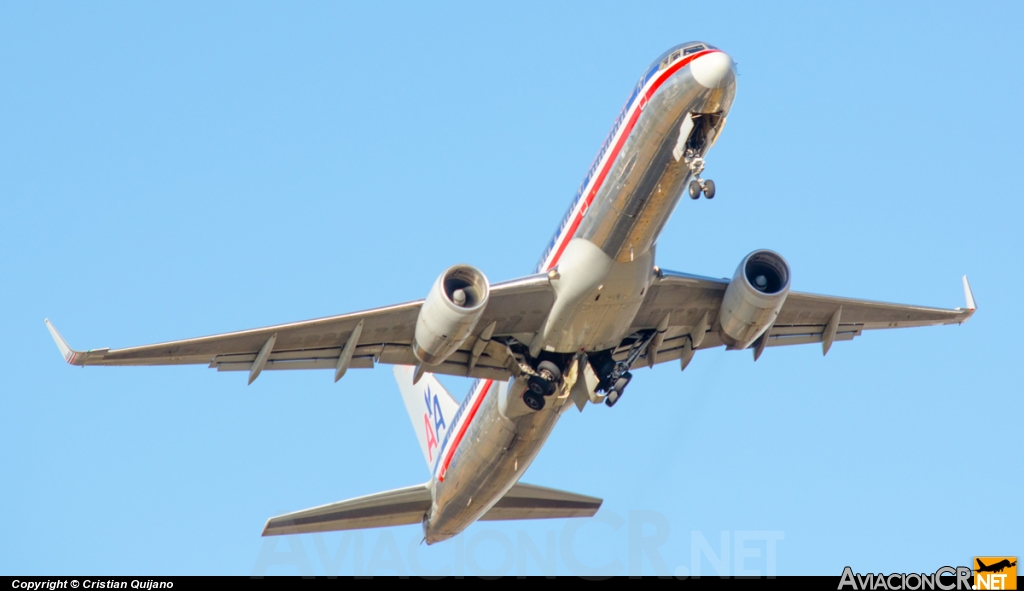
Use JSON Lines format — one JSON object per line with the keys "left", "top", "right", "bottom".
{"left": 686, "top": 154, "right": 716, "bottom": 200}
{"left": 688, "top": 179, "right": 715, "bottom": 199}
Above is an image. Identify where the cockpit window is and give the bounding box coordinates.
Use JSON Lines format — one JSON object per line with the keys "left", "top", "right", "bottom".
{"left": 661, "top": 49, "right": 688, "bottom": 70}
{"left": 654, "top": 42, "right": 714, "bottom": 72}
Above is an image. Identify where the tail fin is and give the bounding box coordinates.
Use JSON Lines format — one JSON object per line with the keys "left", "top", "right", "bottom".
{"left": 393, "top": 366, "right": 459, "bottom": 467}
{"left": 977, "top": 559, "right": 988, "bottom": 569}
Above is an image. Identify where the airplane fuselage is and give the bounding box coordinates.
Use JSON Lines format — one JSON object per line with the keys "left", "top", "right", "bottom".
{"left": 423, "top": 42, "right": 737, "bottom": 543}
{"left": 41, "top": 39, "right": 976, "bottom": 545}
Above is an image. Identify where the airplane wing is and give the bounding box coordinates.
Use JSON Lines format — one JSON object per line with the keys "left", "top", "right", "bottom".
{"left": 627, "top": 269, "right": 975, "bottom": 365}
{"left": 45, "top": 273, "right": 555, "bottom": 383}
{"left": 47, "top": 266, "right": 975, "bottom": 379}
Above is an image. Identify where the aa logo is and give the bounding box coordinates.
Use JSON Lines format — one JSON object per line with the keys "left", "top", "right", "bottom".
{"left": 974, "top": 557, "right": 1017, "bottom": 590}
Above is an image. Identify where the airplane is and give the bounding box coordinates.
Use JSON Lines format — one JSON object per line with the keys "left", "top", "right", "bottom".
{"left": 976, "top": 559, "right": 1016, "bottom": 573}
{"left": 45, "top": 41, "right": 977, "bottom": 545}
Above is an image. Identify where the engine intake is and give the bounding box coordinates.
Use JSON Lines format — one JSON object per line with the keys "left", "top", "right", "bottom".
{"left": 413, "top": 264, "right": 490, "bottom": 366}
{"left": 717, "top": 250, "right": 791, "bottom": 350}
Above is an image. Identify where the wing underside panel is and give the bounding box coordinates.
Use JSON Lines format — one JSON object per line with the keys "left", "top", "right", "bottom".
{"left": 45, "top": 273, "right": 555, "bottom": 382}
{"left": 47, "top": 267, "right": 973, "bottom": 378}
{"left": 623, "top": 269, "right": 973, "bottom": 366}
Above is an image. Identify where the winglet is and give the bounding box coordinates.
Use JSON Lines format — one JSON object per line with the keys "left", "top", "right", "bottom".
{"left": 45, "top": 319, "right": 81, "bottom": 365}
{"left": 44, "top": 319, "right": 106, "bottom": 366}
{"left": 962, "top": 275, "right": 976, "bottom": 312}
{"left": 957, "top": 275, "right": 977, "bottom": 325}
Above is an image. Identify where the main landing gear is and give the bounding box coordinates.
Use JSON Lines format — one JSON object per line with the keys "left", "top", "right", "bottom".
{"left": 589, "top": 329, "right": 657, "bottom": 408}
{"left": 686, "top": 153, "right": 716, "bottom": 200}
{"left": 523, "top": 360, "right": 562, "bottom": 412}
{"left": 520, "top": 328, "right": 657, "bottom": 411}
{"left": 604, "top": 373, "right": 632, "bottom": 407}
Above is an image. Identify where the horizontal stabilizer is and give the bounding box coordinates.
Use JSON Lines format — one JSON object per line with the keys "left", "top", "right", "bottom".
{"left": 262, "top": 483, "right": 431, "bottom": 536}
{"left": 480, "top": 482, "right": 602, "bottom": 521}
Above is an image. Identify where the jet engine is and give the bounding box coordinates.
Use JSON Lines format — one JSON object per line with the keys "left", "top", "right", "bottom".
{"left": 717, "top": 250, "right": 791, "bottom": 350}
{"left": 413, "top": 264, "right": 490, "bottom": 366}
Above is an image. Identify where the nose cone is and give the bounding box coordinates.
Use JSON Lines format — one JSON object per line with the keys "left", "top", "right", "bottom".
{"left": 691, "top": 51, "right": 735, "bottom": 89}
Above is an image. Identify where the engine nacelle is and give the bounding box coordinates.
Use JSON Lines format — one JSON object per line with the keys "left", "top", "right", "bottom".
{"left": 413, "top": 264, "right": 490, "bottom": 366}
{"left": 717, "top": 250, "right": 791, "bottom": 350}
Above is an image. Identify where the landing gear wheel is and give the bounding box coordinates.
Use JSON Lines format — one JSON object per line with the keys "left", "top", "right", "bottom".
{"left": 689, "top": 180, "right": 702, "bottom": 200}
{"left": 703, "top": 179, "right": 715, "bottom": 199}
{"left": 535, "top": 361, "right": 562, "bottom": 395}
{"left": 604, "top": 375, "right": 631, "bottom": 407}
{"left": 536, "top": 361, "right": 562, "bottom": 382}
{"left": 523, "top": 391, "right": 546, "bottom": 411}
{"left": 527, "top": 376, "right": 548, "bottom": 396}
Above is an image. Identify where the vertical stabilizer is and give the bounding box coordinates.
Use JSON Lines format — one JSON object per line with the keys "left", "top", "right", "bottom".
{"left": 393, "top": 366, "right": 460, "bottom": 468}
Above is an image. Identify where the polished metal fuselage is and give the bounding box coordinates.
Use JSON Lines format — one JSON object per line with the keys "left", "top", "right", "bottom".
{"left": 423, "top": 46, "right": 736, "bottom": 544}
{"left": 578, "top": 67, "right": 732, "bottom": 264}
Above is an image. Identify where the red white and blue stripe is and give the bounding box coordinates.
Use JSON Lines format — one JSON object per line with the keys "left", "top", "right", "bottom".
{"left": 434, "top": 47, "right": 721, "bottom": 482}
{"left": 535, "top": 47, "right": 720, "bottom": 273}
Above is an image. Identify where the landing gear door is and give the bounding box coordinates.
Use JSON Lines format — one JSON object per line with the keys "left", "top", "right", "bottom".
{"left": 672, "top": 113, "right": 695, "bottom": 162}
{"left": 706, "top": 116, "right": 726, "bottom": 151}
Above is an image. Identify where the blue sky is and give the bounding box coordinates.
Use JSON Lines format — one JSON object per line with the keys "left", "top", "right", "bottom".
{"left": 2, "top": 1, "right": 1021, "bottom": 576}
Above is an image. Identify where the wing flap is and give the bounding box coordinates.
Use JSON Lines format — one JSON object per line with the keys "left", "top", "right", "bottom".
{"left": 214, "top": 357, "right": 377, "bottom": 372}
{"left": 262, "top": 483, "right": 432, "bottom": 536}
{"left": 765, "top": 330, "right": 858, "bottom": 348}
{"left": 479, "top": 483, "right": 602, "bottom": 521}
{"left": 208, "top": 345, "right": 510, "bottom": 380}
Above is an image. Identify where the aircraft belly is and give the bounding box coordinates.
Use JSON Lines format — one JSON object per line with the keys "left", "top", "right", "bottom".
{"left": 547, "top": 246, "right": 656, "bottom": 352}
{"left": 531, "top": 65, "right": 734, "bottom": 357}
{"left": 426, "top": 52, "right": 739, "bottom": 543}
{"left": 577, "top": 68, "right": 733, "bottom": 264}
{"left": 425, "top": 376, "right": 571, "bottom": 543}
